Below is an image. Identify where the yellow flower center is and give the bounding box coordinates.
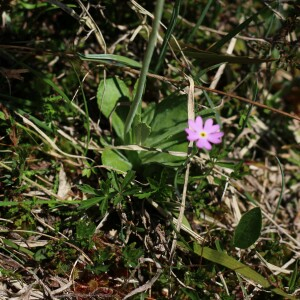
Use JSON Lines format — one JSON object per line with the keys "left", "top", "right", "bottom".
{"left": 199, "top": 131, "right": 207, "bottom": 138}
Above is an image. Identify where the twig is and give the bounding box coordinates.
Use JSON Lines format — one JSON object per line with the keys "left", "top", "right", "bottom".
{"left": 119, "top": 67, "right": 300, "bottom": 122}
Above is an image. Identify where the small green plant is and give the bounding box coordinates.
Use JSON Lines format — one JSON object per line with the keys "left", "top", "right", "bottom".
{"left": 0, "top": 0, "right": 299, "bottom": 299}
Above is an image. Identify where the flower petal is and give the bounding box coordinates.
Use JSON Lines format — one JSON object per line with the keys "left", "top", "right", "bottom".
{"left": 185, "top": 129, "right": 199, "bottom": 141}
{"left": 188, "top": 119, "right": 198, "bottom": 132}
{"left": 207, "top": 132, "right": 224, "bottom": 144}
{"left": 195, "top": 116, "right": 203, "bottom": 130}
{"left": 196, "top": 138, "right": 212, "bottom": 150}
{"left": 204, "top": 118, "right": 213, "bottom": 132}
{"left": 206, "top": 124, "right": 220, "bottom": 134}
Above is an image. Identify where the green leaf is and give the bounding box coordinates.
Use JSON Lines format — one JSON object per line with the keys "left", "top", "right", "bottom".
{"left": 3, "top": 239, "right": 34, "bottom": 258}
{"left": 34, "top": 249, "right": 47, "bottom": 262}
{"left": 146, "top": 94, "right": 187, "bottom": 146}
{"left": 78, "top": 196, "right": 105, "bottom": 210}
{"left": 134, "top": 191, "right": 155, "bottom": 199}
{"left": 97, "top": 77, "right": 130, "bottom": 138}
{"left": 122, "top": 242, "right": 143, "bottom": 268}
{"left": 138, "top": 94, "right": 188, "bottom": 166}
{"left": 78, "top": 184, "right": 99, "bottom": 195}
{"left": 288, "top": 258, "right": 299, "bottom": 293}
{"left": 142, "top": 102, "right": 156, "bottom": 125}
{"left": 82, "top": 168, "right": 92, "bottom": 178}
{"left": 139, "top": 139, "right": 187, "bottom": 167}
{"left": 183, "top": 50, "right": 276, "bottom": 64}
{"left": 121, "top": 170, "right": 136, "bottom": 190}
{"left": 78, "top": 53, "right": 142, "bottom": 69}
{"left": 17, "top": 109, "right": 54, "bottom": 134}
{"left": 134, "top": 122, "right": 151, "bottom": 145}
{"left": 214, "top": 161, "right": 238, "bottom": 169}
{"left": 19, "top": 0, "right": 48, "bottom": 9}
{"left": 192, "top": 244, "right": 296, "bottom": 299}
{"left": 108, "top": 171, "right": 120, "bottom": 191}
{"left": 172, "top": 213, "right": 192, "bottom": 231}
{"left": 102, "top": 149, "right": 132, "bottom": 172}
{"left": 233, "top": 207, "right": 262, "bottom": 249}
{"left": 76, "top": 220, "right": 96, "bottom": 242}
{"left": 208, "top": 12, "right": 260, "bottom": 52}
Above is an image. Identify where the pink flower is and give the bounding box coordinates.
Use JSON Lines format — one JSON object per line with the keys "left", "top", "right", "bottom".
{"left": 185, "top": 116, "right": 224, "bottom": 150}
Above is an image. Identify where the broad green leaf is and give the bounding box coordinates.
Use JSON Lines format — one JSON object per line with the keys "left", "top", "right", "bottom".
{"left": 102, "top": 149, "right": 132, "bottom": 172}
{"left": 142, "top": 102, "right": 156, "bottom": 125}
{"left": 134, "top": 122, "right": 151, "bottom": 145}
{"left": 139, "top": 141, "right": 187, "bottom": 166}
{"left": 146, "top": 94, "right": 187, "bottom": 146}
{"left": 137, "top": 94, "right": 188, "bottom": 166}
{"left": 112, "top": 105, "right": 131, "bottom": 139}
{"left": 97, "top": 77, "right": 130, "bottom": 118}
{"left": 233, "top": 207, "right": 262, "bottom": 249}
{"left": 97, "top": 77, "right": 130, "bottom": 138}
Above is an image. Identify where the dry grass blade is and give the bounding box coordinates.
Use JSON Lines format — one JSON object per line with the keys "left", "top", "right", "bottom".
{"left": 15, "top": 112, "right": 93, "bottom": 161}
{"left": 123, "top": 258, "right": 162, "bottom": 299}
{"left": 170, "top": 75, "right": 195, "bottom": 261}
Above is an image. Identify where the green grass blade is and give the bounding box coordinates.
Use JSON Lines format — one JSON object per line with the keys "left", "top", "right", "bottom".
{"left": 229, "top": 78, "right": 258, "bottom": 148}
{"left": 124, "top": 0, "right": 165, "bottom": 136}
{"left": 186, "top": 0, "right": 214, "bottom": 43}
{"left": 78, "top": 53, "right": 142, "bottom": 69}
{"left": 288, "top": 258, "right": 299, "bottom": 293}
{"left": 3, "top": 239, "right": 34, "bottom": 258}
{"left": 17, "top": 109, "right": 54, "bottom": 134}
{"left": 183, "top": 50, "right": 276, "bottom": 64}
{"left": 203, "top": 90, "right": 221, "bottom": 125}
{"left": 154, "top": 0, "right": 181, "bottom": 73}
{"left": 208, "top": 11, "right": 262, "bottom": 52}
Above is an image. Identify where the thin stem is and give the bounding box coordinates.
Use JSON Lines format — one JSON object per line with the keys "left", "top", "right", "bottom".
{"left": 124, "top": 0, "right": 165, "bottom": 136}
